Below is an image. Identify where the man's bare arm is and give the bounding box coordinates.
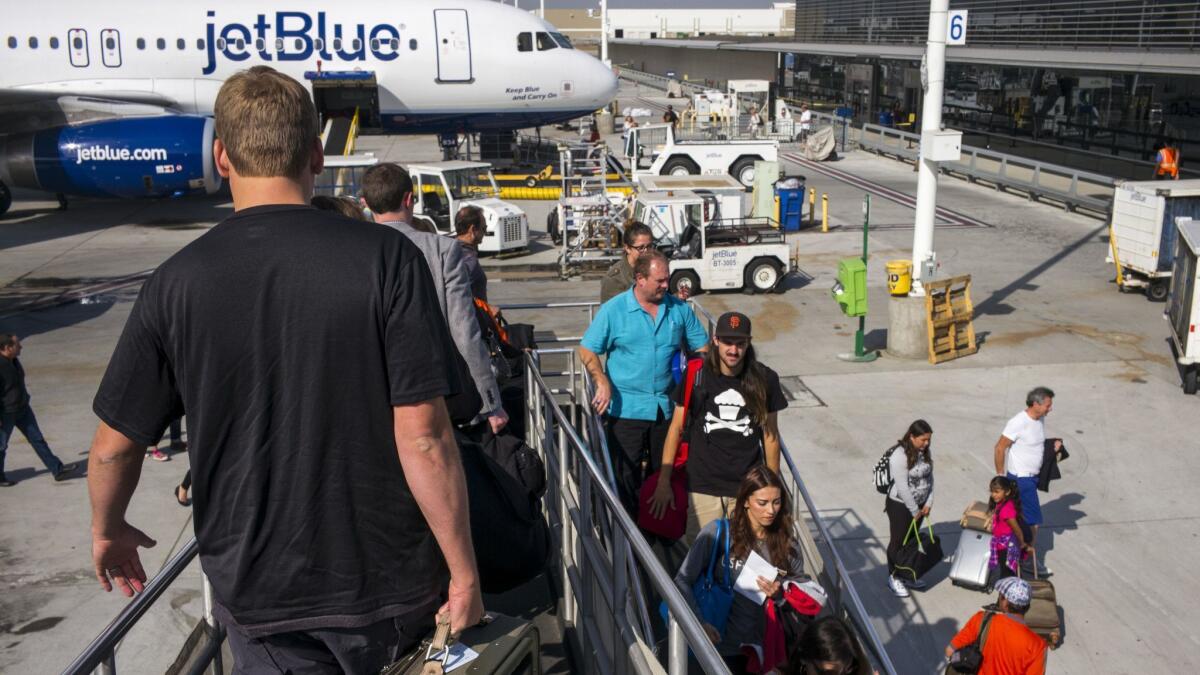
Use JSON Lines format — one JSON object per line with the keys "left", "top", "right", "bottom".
{"left": 994, "top": 435, "right": 1013, "bottom": 475}
{"left": 577, "top": 346, "right": 611, "bottom": 414}
{"left": 578, "top": 346, "right": 607, "bottom": 385}
{"left": 88, "top": 422, "right": 156, "bottom": 596}
{"left": 394, "top": 398, "right": 483, "bottom": 632}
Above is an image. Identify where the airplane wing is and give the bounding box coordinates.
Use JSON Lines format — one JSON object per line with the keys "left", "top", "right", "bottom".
{"left": 0, "top": 89, "right": 182, "bottom": 135}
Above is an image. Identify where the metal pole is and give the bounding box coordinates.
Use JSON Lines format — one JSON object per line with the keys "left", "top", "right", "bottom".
{"left": 540, "top": 0, "right": 545, "bottom": 20}
{"left": 667, "top": 615, "right": 687, "bottom": 675}
{"left": 910, "top": 0, "right": 949, "bottom": 295}
{"left": 201, "top": 575, "right": 223, "bottom": 675}
{"left": 600, "top": 0, "right": 609, "bottom": 66}
{"left": 857, "top": 195, "right": 870, "bottom": 357}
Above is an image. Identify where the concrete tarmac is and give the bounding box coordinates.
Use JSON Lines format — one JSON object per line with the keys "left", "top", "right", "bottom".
{"left": 1, "top": 119, "right": 1197, "bottom": 674}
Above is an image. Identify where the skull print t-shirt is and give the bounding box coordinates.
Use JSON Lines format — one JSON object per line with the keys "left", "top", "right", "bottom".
{"left": 674, "top": 362, "right": 788, "bottom": 497}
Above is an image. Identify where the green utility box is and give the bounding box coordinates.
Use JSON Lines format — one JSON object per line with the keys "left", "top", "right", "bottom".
{"left": 833, "top": 257, "right": 868, "bottom": 317}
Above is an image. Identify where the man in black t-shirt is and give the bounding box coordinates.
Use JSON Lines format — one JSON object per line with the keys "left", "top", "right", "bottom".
{"left": 649, "top": 312, "right": 787, "bottom": 542}
{"left": 87, "top": 67, "right": 482, "bottom": 673}
{"left": 663, "top": 105, "right": 679, "bottom": 129}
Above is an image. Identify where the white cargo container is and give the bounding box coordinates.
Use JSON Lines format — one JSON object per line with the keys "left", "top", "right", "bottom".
{"left": 1107, "top": 179, "right": 1200, "bottom": 300}
{"left": 1167, "top": 217, "right": 1200, "bottom": 394}
{"left": 636, "top": 174, "right": 747, "bottom": 222}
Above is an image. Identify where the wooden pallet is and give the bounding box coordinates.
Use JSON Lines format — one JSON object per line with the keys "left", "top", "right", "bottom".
{"left": 925, "top": 274, "right": 978, "bottom": 364}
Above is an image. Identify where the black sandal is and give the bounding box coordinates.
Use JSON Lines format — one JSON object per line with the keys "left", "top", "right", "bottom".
{"left": 175, "top": 484, "right": 191, "bottom": 507}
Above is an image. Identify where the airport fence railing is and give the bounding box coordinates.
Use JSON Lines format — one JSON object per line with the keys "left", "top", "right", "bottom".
{"left": 616, "top": 67, "right": 708, "bottom": 99}
{"left": 858, "top": 123, "right": 1117, "bottom": 215}
{"left": 524, "top": 348, "right": 730, "bottom": 674}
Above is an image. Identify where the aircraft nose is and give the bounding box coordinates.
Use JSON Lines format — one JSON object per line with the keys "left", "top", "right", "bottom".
{"left": 583, "top": 56, "right": 619, "bottom": 108}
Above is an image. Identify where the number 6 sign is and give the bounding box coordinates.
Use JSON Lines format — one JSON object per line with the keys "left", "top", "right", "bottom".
{"left": 947, "top": 10, "right": 968, "bottom": 45}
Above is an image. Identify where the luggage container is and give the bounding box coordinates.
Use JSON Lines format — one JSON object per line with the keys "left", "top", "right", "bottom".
{"left": 1167, "top": 217, "right": 1200, "bottom": 394}
{"left": 1107, "top": 179, "right": 1200, "bottom": 301}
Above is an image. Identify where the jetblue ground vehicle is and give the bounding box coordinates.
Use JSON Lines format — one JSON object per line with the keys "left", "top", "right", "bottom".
{"left": 0, "top": 0, "right": 618, "bottom": 214}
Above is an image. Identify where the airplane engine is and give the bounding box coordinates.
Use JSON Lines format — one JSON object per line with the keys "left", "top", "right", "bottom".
{"left": 0, "top": 115, "right": 221, "bottom": 210}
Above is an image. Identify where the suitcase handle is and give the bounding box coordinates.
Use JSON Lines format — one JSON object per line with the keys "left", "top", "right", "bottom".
{"left": 1016, "top": 546, "right": 1038, "bottom": 581}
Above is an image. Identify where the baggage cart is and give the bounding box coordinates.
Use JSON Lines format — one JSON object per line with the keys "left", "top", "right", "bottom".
{"left": 1107, "top": 179, "right": 1200, "bottom": 301}
{"left": 1168, "top": 217, "right": 1200, "bottom": 394}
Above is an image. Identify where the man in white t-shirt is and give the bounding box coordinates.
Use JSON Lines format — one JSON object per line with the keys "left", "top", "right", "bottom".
{"left": 798, "top": 103, "right": 813, "bottom": 140}
{"left": 994, "top": 386, "right": 1061, "bottom": 576}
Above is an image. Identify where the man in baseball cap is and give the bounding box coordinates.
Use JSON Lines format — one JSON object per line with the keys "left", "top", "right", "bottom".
{"left": 715, "top": 311, "right": 752, "bottom": 340}
{"left": 650, "top": 309, "right": 791, "bottom": 540}
{"left": 945, "top": 576, "right": 1046, "bottom": 672}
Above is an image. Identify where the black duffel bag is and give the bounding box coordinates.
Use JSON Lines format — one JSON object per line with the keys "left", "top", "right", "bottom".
{"left": 455, "top": 427, "right": 549, "bottom": 593}
{"left": 893, "top": 520, "right": 944, "bottom": 583}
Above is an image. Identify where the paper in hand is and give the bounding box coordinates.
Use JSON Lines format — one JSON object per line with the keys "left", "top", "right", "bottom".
{"left": 734, "top": 549, "right": 779, "bottom": 605}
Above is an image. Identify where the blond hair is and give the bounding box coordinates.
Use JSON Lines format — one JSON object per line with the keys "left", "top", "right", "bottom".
{"left": 214, "top": 66, "right": 319, "bottom": 178}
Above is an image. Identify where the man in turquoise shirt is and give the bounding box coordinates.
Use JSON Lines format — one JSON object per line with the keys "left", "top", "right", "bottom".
{"left": 580, "top": 250, "right": 708, "bottom": 514}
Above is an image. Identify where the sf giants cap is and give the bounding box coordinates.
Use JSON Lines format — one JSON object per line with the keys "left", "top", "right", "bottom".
{"left": 715, "top": 312, "right": 751, "bottom": 340}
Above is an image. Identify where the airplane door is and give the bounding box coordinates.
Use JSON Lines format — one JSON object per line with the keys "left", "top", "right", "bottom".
{"left": 100, "top": 29, "right": 122, "bottom": 68}
{"left": 433, "top": 9, "right": 472, "bottom": 83}
{"left": 68, "top": 29, "right": 89, "bottom": 68}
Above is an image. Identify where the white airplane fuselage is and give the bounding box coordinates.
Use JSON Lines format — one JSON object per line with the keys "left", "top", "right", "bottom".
{"left": 1, "top": 0, "right": 618, "bottom": 133}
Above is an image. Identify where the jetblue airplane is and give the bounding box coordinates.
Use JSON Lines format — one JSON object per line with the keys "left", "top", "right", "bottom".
{"left": 0, "top": 0, "right": 618, "bottom": 215}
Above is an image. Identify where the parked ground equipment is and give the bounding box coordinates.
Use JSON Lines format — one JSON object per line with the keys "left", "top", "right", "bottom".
{"left": 408, "top": 161, "right": 529, "bottom": 254}
{"left": 624, "top": 122, "right": 779, "bottom": 189}
{"left": 1107, "top": 179, "right": 1200, "bottom": 301}
{"left": 1168, "top": 217, "right": 1200, "bottom": 394}
{"left": 664, "top": 215, "right": 792, "bottom": 295}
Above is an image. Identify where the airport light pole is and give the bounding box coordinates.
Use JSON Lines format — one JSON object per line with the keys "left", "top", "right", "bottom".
{"left": 910, "top": 0, "right": 949, "bottom": 296}
{"left": 600, "top": 0, "right": 609, "bottom": 65}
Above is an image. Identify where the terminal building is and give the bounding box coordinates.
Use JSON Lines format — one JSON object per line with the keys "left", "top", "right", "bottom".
{"left": 610, "top": 0, "right": 1200, "bottom": 178}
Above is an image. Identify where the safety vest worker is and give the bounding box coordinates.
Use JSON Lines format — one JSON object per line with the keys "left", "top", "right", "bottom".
{"left": 1156, "top": 146, "right": 1179, "bottom": 179}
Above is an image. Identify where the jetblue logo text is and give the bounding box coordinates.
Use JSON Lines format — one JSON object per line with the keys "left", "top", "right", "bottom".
{"left": 203, "top": 11, "right": 402, "bottom": 75}
{"left": 76, "top": 146, "right": 169, "bottom": 164}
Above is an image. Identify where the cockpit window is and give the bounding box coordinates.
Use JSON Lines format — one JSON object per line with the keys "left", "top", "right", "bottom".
{"left": 550, "top": 32, "right": 574, "bottom": 49}
{"left": 535, "top": 32, "right": 556, "bottom": 51}
{"left": 517, "top": 32, "right": 532, "bottom": 52}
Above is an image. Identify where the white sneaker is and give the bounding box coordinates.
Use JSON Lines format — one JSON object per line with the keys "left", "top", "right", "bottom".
{"left": 906, "top": 577, "right": 927, "bottom": 589}
{"left": 888, "top": 575, "right": 910, "bottom": 598}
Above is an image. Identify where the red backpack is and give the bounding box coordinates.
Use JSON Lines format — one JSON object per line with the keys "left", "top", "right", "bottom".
{"left": 637, "top": 357, "right": 703, "bottom": 540}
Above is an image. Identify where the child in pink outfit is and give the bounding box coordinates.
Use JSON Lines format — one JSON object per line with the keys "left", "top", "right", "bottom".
{"left": 987, "top": 476, "right": 1031, "bottom": 579}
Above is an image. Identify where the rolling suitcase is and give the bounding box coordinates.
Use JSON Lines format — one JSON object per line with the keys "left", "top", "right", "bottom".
{"left": 382, "top": 612, "right": 541, "bottom": 675}
{"left": 1024, "top": 561, "right": 1061, "bottom": 648}
{"left": 949, "top": 529, "right": 992, "bottom": 590}
{"left": 460, "top": 612, "right": 541, "bottom": 674}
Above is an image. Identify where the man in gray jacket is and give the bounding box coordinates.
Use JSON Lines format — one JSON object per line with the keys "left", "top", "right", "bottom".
{"left": 362, "top": 163, "right": 507, "bottom": 433}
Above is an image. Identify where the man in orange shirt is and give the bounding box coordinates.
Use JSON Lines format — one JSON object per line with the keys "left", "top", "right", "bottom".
{"left": 946, "top": 577, "right": 1046, "bottom": 674}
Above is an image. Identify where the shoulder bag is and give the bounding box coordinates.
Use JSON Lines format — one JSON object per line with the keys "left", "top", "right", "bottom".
{"left": 945, "top": 611, "right": 996, "bottom": 674}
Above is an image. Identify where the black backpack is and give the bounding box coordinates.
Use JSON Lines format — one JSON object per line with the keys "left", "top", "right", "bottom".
{"left": 455, "top": 427, "right": 549, "bottom": 593}
{"left": 873, "top": 446, "right": 896, "bottom": 494}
